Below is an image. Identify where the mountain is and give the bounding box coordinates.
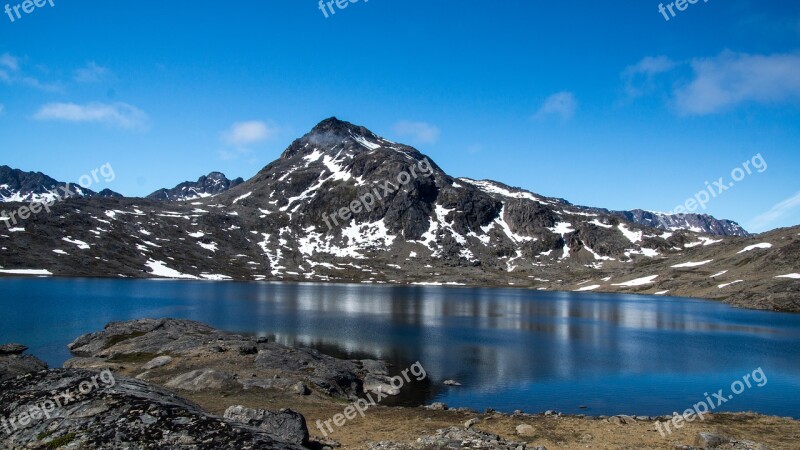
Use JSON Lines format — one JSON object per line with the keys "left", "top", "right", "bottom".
{"left": 0, "top": 118, "right": 797, "bottom": 312}
{"left": 0, "top": 165, "right": 122, "bottom": 202}
{"left": 613, "top": 209, "right": 749, "bottom": 237}
{"left": 147, "top": 172, "right": 244, "bottom": 202}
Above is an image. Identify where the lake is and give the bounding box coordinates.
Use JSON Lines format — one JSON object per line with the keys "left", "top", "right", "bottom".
{"left": 1, "top": 278, "right": 798, "bottom": 417}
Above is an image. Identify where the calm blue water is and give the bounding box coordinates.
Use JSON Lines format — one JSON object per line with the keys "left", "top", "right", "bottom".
{"left": 1, "top": 278, "right": 799, "bottom": 417}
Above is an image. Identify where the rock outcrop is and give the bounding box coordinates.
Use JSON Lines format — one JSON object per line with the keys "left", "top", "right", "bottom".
{"left": 65, "top": 318, "right": 377, "bottom": 400}
{"left": 0, "top": 369, "right": 304, "bottom": 449}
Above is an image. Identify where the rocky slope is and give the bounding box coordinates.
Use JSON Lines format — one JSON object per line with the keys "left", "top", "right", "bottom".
{"left": 0, "top": 118, "right": 797, "bottom": 311}
{"left": 146, "top": 171, "right": 244, "bottom": 202}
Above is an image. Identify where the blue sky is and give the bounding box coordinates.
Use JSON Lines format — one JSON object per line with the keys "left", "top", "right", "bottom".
{"left": 1, "top": 0, "right": 799, "bottom": 232}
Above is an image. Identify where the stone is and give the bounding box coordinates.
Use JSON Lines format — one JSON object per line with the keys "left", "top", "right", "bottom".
{"left": 425, "top": 402, "right": 448, "bottom": 411}
{"left": 238, "top": 344, "right": 258, "bottom": 355}
{"left": 695, "top": 431, "right": 730, "bottom": 448}
{"left": 292, "top": 381, "right": 310, "bottom": 395}
{"left": 370, "top": 426, "right": 528, "bottom": 449}
{"left": 142, "top": 355, "right": 173, "bottom": 370}
{"left": 363, "top": 373, "right": 401, "bottom": 396}
{"left": 516, "top": 424, "right": 535, "bottom": 436}
{"left": 165, "top": 369, "right": 238, "bottom": 391}
{"left": 465, "top": 418, "right": 480, "bottom": 428}
{"left": 224, "top": 405, "right": 309, "bottom": 445}
{"left": 607, "top": 415, "right": 636, "bottom": 425}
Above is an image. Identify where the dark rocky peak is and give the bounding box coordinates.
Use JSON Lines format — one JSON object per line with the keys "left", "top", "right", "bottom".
{"left": 310, "top": 116, "right": 377, "bottom": 139}
{"left": 0, "top": 165, "right": 61, "bottom": 194}
{"left": 281, "top": 117, "right": 390, "bottom": 160}
{"left": 146, "top": 172, "right": 244, "bottom": 202}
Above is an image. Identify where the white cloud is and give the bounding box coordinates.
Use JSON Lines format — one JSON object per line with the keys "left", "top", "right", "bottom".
{"left": 218, "top": 120, "right": 277, "bottom": 159}
{"left": 221, "top": 120, "right": 277, "bottom": 147}
{"left": 674, "top": 51, "right": 800, "bottom": 115}
{"left": 392, "top": 120, "right": 440, "bottom": 144}
{"left": 33, "top": 102, "right": 149, "bottom": 130}
{"left": 533, "top": 92, "right": 577, "bottom": 120}
{"left": 622, "top": 56, "right": 676, "bottom": 98}
{"left": 74, "top": 62, "right": 112, "bottom": 83}
{"left": 748, "top": 191, "right": 800, "bottom": 232}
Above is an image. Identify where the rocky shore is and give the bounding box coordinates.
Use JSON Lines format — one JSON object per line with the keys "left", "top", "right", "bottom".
{"left": 2, "top": 319, "right": 798, "bottom": 449}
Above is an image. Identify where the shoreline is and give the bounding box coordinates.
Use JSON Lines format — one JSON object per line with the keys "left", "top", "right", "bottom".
{"left": 2, "top": 318, "right": 798, "bottom": 449}
{"left": 1, "top": 274, "right": 796, "bottom": 315}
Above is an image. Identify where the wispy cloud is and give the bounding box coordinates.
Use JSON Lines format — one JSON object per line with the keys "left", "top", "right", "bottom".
{"left": 0, "top": 53, "right": 19, "bottom": 83}
{"left": 533, "top": 92, "right": 577, "bottom": 121}
{"left": 219, "top": 120, "right": 278, "bottom": 159}
{"left": 673, "top": 51, "right": 800, "bottom": 115}
{"left": 748, "top": 191, "right": 800, "bottom": 232}
{"left": 0, "top": 53, "right": 18, "bottom": 71}
{"left": 0, "top": 52, "right": 62, "bottom": 92}
{"left": 622, "top": 56, "right": 676, "bottom": 98}
{"left": 74, "top": 62, "right": 112, "bottom": 83}
{"left": 625, "top": 51, "right": 800, "bottom": 115}
{"left": 392, "top": 120, "right": 440, "bottom": 144}
{"left": 21, "top": 77, "right": 61, "bottom": 92}
{"left": 33, "top": 102, "right": 149, "bottom": 130}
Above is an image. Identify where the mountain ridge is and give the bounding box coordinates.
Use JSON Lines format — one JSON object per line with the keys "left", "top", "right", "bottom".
{"left": 0, "top": 118, "right": 796, "bottom": 311}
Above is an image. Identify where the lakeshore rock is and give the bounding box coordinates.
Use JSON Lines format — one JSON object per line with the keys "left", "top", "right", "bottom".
{"left": 0, "top": 343, "right": 47, "bottom": 382}
{"left": 0, "top": 343, "right": 28, "bottom": 355}
{"left": 65, "top": 318, "right": 366, "bottom": 399}
{"left": 425, "top": 402, "right": 448, "bottom": 411}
